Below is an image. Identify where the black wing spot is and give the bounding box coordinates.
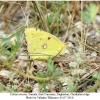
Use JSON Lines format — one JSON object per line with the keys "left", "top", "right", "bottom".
{"left": 48, "top": 37, "right": 51, "bottom": 40}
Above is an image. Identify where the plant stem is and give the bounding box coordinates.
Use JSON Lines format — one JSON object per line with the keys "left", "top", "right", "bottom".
{"left": 0, "top": 82, "right": 14, "bottom": 92}
{"left": 32, "top": 1, "right": 49, "bottom": 32}
{"left": 84, "top": 80, "right": 100, "bottom": 92}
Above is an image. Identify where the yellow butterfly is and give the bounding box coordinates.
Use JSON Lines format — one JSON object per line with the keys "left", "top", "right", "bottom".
{"left": 25, "top": 28, "right": 66, "bottom": 60}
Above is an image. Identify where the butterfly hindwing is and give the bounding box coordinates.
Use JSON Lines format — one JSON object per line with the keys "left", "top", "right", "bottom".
{"left": 25, "top": 28, "right": 66, "bottom": 60}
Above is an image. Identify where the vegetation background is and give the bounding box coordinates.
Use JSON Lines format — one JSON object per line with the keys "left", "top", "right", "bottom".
{"left": 0, "top": 1, "right": 100, "bottom": 92}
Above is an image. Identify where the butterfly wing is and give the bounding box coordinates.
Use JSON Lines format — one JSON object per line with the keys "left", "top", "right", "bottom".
{"left": 25, "top": 28, "right": 66, "bottom": 60}
{"left": 25, "top": 28, "right": 51, "bottom": 41}
{"left": 27, "top": 36, "right": 65, "bottom": 60}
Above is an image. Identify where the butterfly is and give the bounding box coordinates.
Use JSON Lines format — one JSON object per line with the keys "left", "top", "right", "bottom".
{"left": 25, "top": 28, "right": 66, "bottom": 60}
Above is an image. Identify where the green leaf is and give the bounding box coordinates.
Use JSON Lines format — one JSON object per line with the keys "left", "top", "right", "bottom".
{"left": 61, "top": 84, "right": 77, "bottom": 92}
{"left": 81, "top": 3, "right": 99, "bottom": 22}
{"left": 46, "top": 57, "right": 56, "bottom": 72}
{"left": 52, "top": 69, "right": 64, "bottom": 77}
{"left": 37, "top": 71, "right": 45, "bottom": 78}
{"left": 66, "top": 84, "right": 77, "bottom": 92}
{"left": 11, "top": 40, "right": 20, "bottom": 51}
{"left": 36, "top": 71, "right": 45, "bottom": 83}
{"left": 0, "top": 83, "right": 4, "bottom": 92}
{"left": 69, "top": 62, "right": 77, "bottom": 68}
{"left": 12, "top": 85, "right": 18, "bottom": 91}
{"left": 93, "top": 73, "right": 100, "bottom": 80}
{"left": 81, "top": 12, "right": 91, "bottom": 22}
{"left": 43, "top": 86, "right": 49, "bottom": 92}
{"left": 3, "top": 49, "right": 12, "bottom": 56}
{"left": 0, "top": 5, "right": 4, "bottom": 12}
